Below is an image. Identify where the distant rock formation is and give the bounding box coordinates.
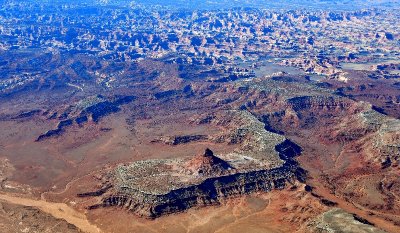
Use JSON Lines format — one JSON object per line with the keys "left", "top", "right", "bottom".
{"left": 35, "top": 95, "right": 135, "bottom": 141}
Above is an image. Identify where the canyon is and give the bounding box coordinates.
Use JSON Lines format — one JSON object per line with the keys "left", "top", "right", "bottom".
{"left": 0, "top": 1, "right": 399, "bottom": 232}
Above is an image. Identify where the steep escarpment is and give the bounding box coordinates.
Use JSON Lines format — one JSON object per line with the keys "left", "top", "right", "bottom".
{"left": 78, "top": 111, "right": 305, "bottom": 218}
{"left": 223, "top": 77, "right": 400, "bottom": 220}
{"left": 87, "top": 144, "right": 302, "bottom": 218}
{"left": 287, "top": 95, "right": 354, "bottom": 112}
{"left": 101, "top": 164, "right": 299, "bottom": 218}
{"left": 35, "top": 95, "right": 135, "bottom": 141}
{"left": 315, "top": 107, "right": 400, "bottom": 168}
{"left": 257, "top": 94, "right": 362, "bottom": 134}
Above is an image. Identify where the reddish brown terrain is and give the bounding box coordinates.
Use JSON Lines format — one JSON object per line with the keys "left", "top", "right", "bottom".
{"left": 0, "top": 2, "right": 399, "bottom": 232}
{"left": 0, "top": 58, "right": 398, "bottom": 232}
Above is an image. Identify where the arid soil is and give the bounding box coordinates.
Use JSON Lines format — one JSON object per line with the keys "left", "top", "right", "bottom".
{"left": 0, "top": 60, "right": 398, "bottom": 232}
{"left": 0, "top": 193, "right": 99, "bottom": 233}
{"left": 0, "top": 199, "right": 82, "bottom": 233}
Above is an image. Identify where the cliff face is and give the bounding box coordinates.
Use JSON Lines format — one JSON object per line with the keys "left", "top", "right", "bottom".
{"left": 87, "top": 139, "right": 304, "bottom": 218}
{"left": 99, "top": 167, "right": 296, "bottom": 218}
{"left": 287, "top": 96, "right": 354, "bottom": 112}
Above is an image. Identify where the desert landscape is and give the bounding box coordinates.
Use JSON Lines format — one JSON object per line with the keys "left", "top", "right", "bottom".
{"left": 0, "top": 0, "right": 399, "bottom": 232}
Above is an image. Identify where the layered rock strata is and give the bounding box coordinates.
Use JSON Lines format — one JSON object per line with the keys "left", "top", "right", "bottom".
{"left": 81, "top": 112, "right": 305, "bottom": 218}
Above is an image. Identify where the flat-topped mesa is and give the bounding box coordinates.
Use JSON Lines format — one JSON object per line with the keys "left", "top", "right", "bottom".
{"left": 185, "top": 148, "right": 233, "bottom": 176}
{"left": 83, "top": 140, "right": 305, "bottom": 218}
{"left": 82, "top": 113, "right": 306, "bottom": 218}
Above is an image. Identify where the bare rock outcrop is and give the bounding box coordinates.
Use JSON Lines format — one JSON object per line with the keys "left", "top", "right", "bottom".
{"left": 80, "top": 114, "right": 305, "bottom": 218}
{"left": 185, "top": 148, "right": 233, "bottom": 176}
